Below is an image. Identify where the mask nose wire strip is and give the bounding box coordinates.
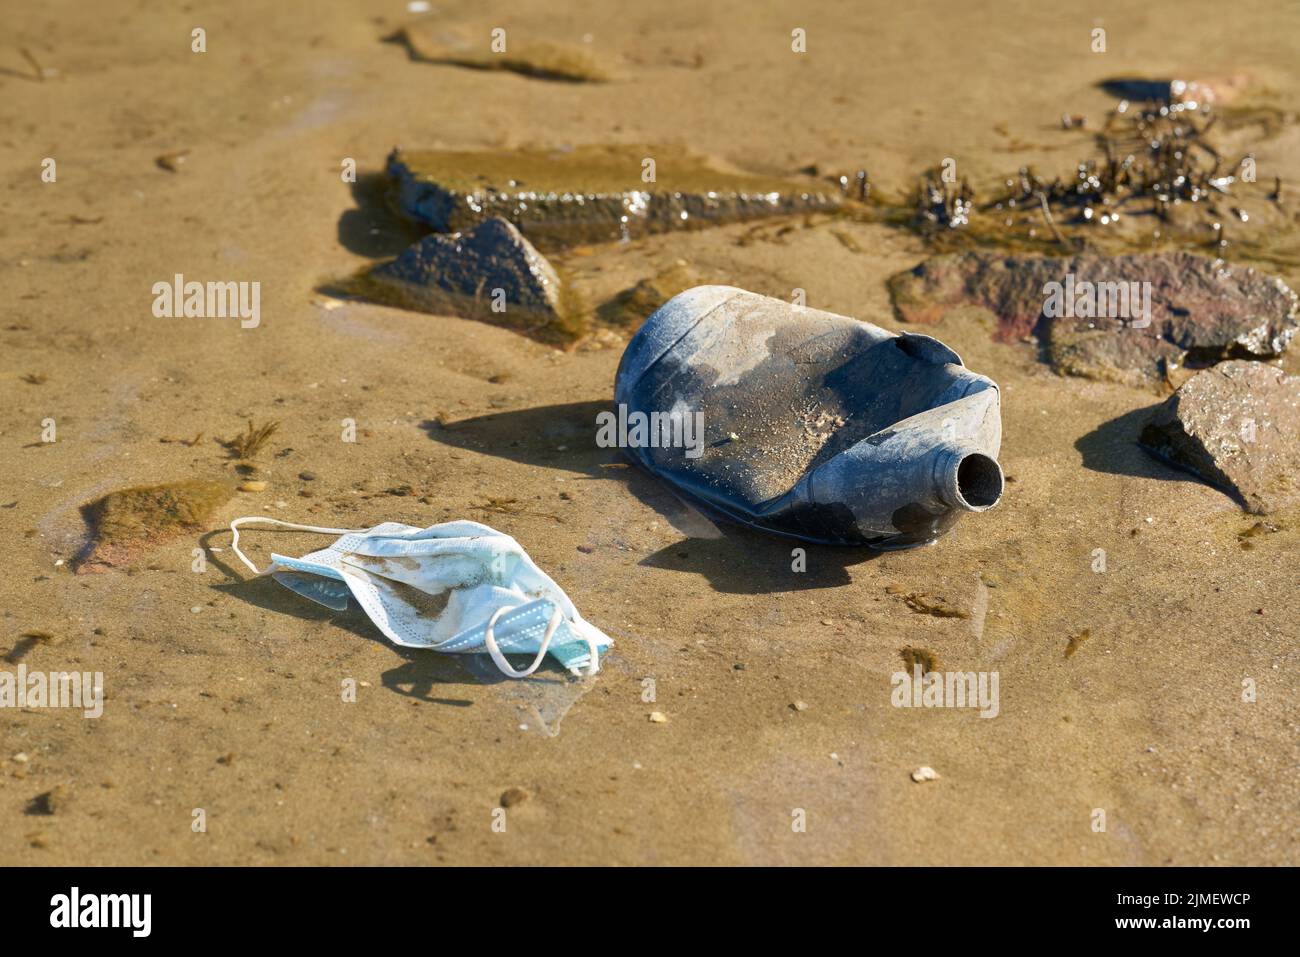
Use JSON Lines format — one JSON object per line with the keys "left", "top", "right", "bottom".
{"left": 482, "top": 603, "right": 601, "bottom": 678}
{"left": 229, "top": 516, "right": 370, "bottom": 576}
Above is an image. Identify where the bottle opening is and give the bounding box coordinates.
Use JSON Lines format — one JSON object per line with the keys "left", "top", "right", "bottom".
{"left": 954, "top": 452, "right": 1003, "bottom": 510}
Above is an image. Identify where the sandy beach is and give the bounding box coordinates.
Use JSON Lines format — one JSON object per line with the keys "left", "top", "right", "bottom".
{"left": 1, "top": 0, "right": 1296, "bottom": 865}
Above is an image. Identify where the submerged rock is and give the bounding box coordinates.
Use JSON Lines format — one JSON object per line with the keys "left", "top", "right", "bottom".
{"left": 386, "top": 145, "right": 840, "bottom": 249}
{"left": 597, "top": 263, "right": 698, "bottom": 327}
{"left": 888, "top": 251, "right": 1298, "bottom": 386}
{"left": 1099, "top": 75, "right": 1251, "bottom": 107}
{"left": 388, "top": 23, "right": 608, "bottom": 83}
{"left": 1139, "top": 361, "right": 1299, "bottom": 514}
{"left": 368, "top": 217, "right": 577, "bottom": 342}
{"left": 78, "top": 479, "right": 234, "bottom": 571}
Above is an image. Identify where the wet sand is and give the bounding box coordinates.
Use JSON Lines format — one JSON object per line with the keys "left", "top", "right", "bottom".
{"left": 1, "top": 0, "right": 1296, "bottom": 864}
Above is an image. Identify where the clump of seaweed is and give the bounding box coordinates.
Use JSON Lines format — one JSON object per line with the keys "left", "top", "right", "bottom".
{"left": 857, "top": 92, "right": 1296, "bottom": 263}
{"left": 221, "top": 420, "right": 280, "bottom": 460}
{"left": 913, "top": 172, "right": 974, "bottom": 231}
{"left": 981, "top": 98, "right": 1291, "bottom": 259}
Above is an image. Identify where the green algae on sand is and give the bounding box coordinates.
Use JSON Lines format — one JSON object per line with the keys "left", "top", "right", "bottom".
{"left": 386, "top": 145, "right": 842, "bottom": 249}
{"left": 78, "top": 479, "right": 234, "bottom": 572}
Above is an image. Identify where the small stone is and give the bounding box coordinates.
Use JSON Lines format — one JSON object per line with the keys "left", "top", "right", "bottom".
{"left": 298, "top": 471, "right": 317, "bottom": 481}
{"left": 26, "top": 785, "right": 67, "bottom": 815}
{"left": 576, "top": 544, "right": 595, "bottom": 554}
{"left": 238, "top": 480, "right": 268, "bottom": 492}
{"left": 12, "top": 753, "right": 29, "bottom": 763}
{"left": 911, "top": 766, "right": 939, "bottom": 783}
{"left": 648, "top": 711, "right": 668, "bottom": 723}
{"left": 500, "top": 787, "right": 529, "bottom": 808}
{"left": 792, "top": 700, "right": 810, "bottom": 712}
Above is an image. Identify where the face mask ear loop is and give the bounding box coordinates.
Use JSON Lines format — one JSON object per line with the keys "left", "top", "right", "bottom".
{"left": 229, "top": 516, "right": 369, "bottom": 576}
{"left": 481, "top": 604, "right": 602, "bottom": 678}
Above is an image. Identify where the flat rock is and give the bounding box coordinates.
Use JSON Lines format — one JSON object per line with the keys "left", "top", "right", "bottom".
{"left": 1139, "top": 360, "right": 1300, "bottom": 514}
{"left": 369, "top": 217, "right": 575, "bottom": 341}
{"left": 888, "top": 251, "right": 1297, "bottom": 386}
{"left": 78, "top": 479, "right": 233, "bottom": 572}
{"left": 386, "top": 145, "right": 840, "bottom": 249}
{"left": 389, "top": 22, "right": 609, "bottom": 83}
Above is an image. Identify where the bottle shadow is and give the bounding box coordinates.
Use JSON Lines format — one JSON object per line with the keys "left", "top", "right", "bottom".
{"left": 423, "top": 400, "right": 881, "bottom": 593}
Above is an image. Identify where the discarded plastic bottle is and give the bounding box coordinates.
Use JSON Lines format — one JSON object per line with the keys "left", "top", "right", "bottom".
{"left": 614, "top": 286, "right": 1003, "bottom": 548}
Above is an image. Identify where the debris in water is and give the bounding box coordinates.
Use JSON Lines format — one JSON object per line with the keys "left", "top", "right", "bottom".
{"left": 386, "top": 145, "right": 841, "bottom": 249}
{"left": 616, "top": 286, "right": 1003, "bottom": 547}
{"left": 1139, "top": 360, "right": 1300, "bottom": 514}
{"left": 222, "top": 420, "right": 280, "bottom": 460}
{"left": 900, "top": 647, "right": 938, "bottom": 674}
{"left": 901, "top": 593, "right": 969, "bottom": 619}
{"left": 1064, "top": 629, "right": 1091, "bottom": 659}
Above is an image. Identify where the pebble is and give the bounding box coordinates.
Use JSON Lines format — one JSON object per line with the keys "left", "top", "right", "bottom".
{"left": 911, "top": 766, "right": 939, "bottom": 783}
{"left": 299, "top": 471, "right": 317, "bottom": 481}
{"left": 500, "top": 787, "right": 529, "bottom": 808}
{"left": 27, "top": 785, "right": 67, "bottom": 815}
{"left": 792, "top": 700, "right": 810, "bottom": 712}
{"left": 648, "top": 711, "right": 668, "bottom": 723}
{"left": 238, "top": 481, "right": 268, "bottom": 492}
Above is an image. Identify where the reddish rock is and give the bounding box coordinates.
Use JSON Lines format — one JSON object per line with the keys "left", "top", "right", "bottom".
{"left": 1139, "top": 360, "right": 1300, "bottom": 514}
{"left": 888, "top": 251, "right": 1297, "bottom": 386}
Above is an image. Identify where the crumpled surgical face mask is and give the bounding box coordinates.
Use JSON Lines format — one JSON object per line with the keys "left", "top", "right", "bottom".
{"left": 229, "top": 517, "right": 611, "bottom": 678}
